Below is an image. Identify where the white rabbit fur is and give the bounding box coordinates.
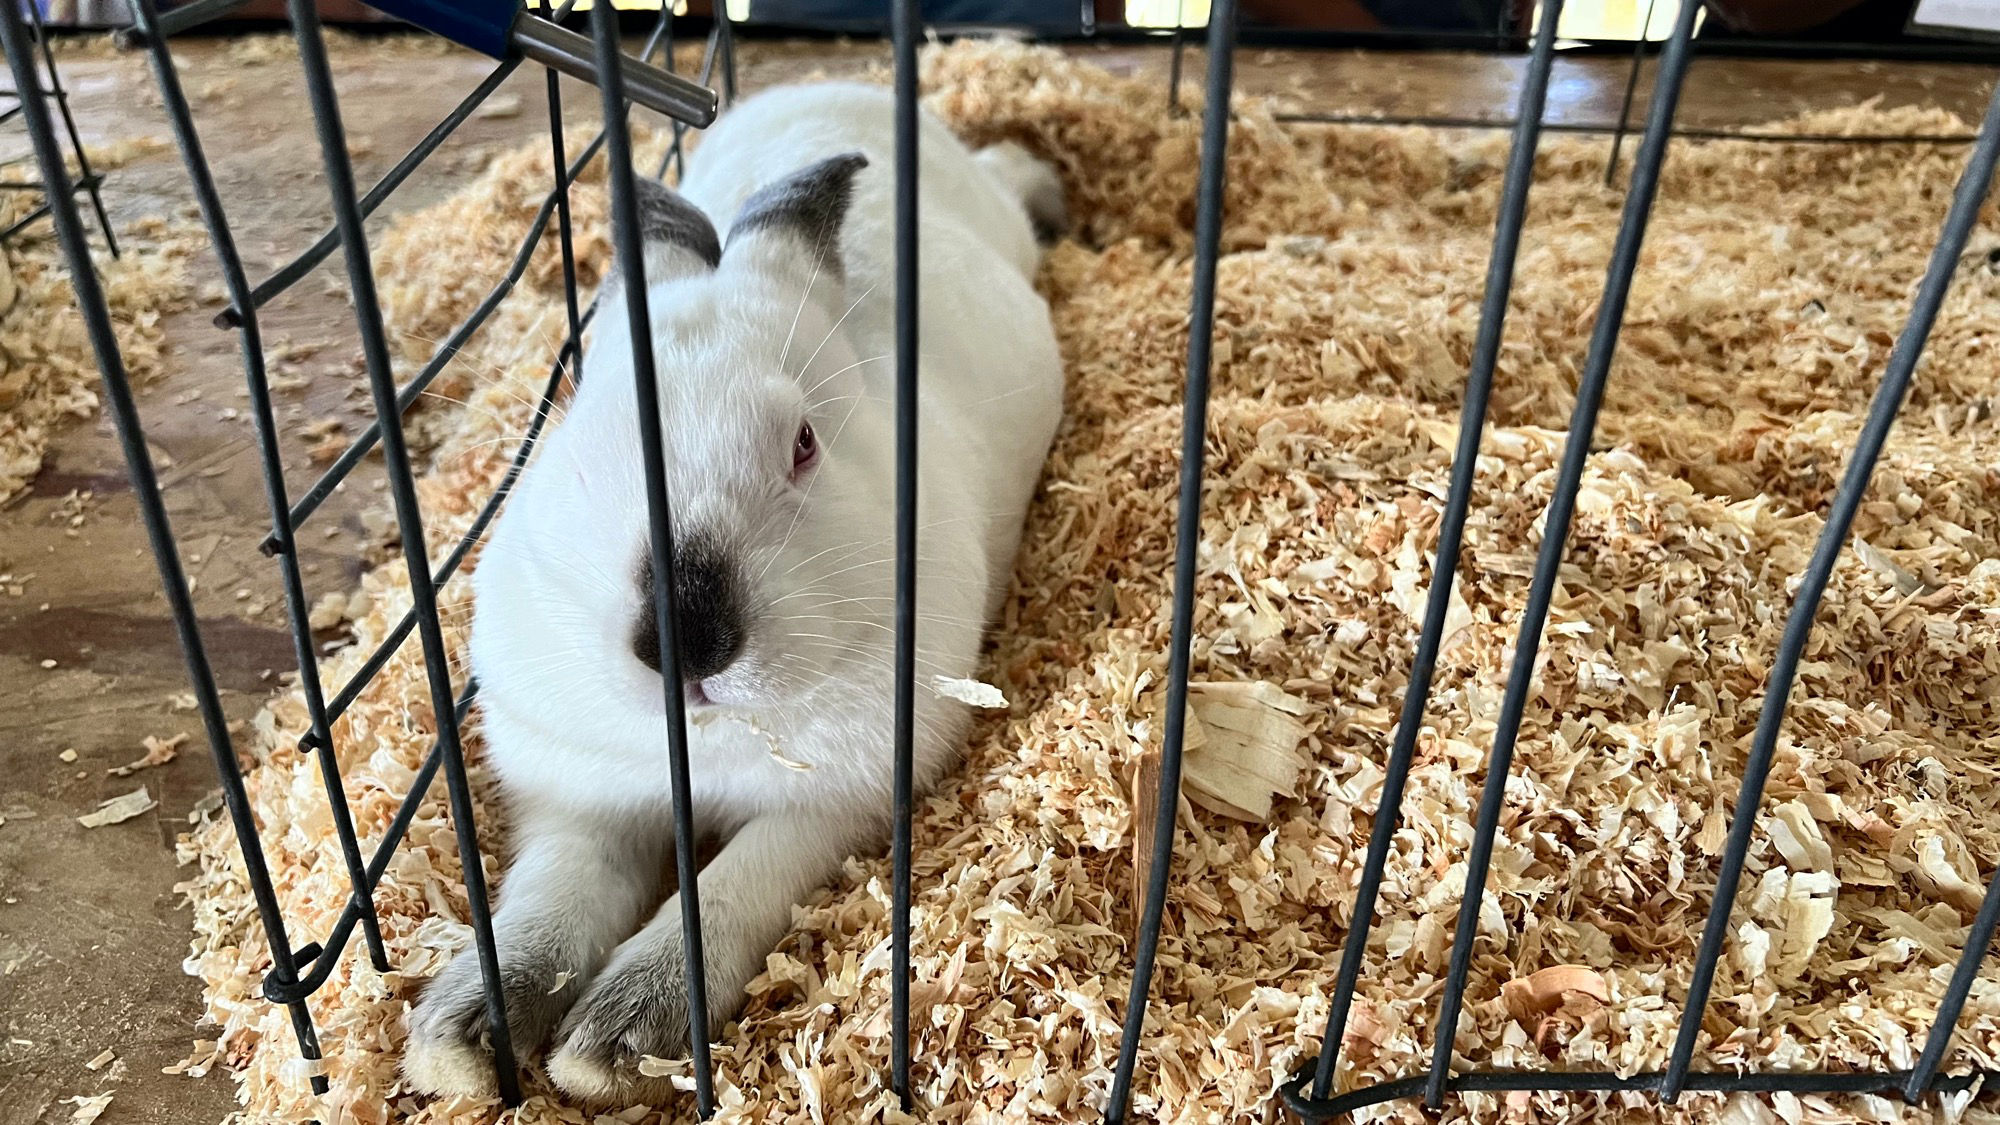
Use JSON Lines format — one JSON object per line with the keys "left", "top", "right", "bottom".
{"left": 401, "top": 82, "right": 1065, "bottom": 1104}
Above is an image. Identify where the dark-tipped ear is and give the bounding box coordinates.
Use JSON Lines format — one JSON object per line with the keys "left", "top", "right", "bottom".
{"left": 602, "top": 175, "right": 721, "bottom": 300}
{"left": 723, "top": 152, "right": 868, "bottom": 280}
{"left": 635, "top": 176, "right": 722, "bottom": 273}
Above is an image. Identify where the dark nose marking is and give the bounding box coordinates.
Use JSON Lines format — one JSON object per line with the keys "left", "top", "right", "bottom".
{"left": 632, "top": 537, "right": 746, "bottom": 683}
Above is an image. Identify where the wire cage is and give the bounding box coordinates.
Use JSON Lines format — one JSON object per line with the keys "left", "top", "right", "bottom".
{"left": 8, "top": 0, "right": 2000, "bottom": 1120}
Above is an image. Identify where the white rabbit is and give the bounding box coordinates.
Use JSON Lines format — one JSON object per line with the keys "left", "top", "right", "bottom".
{"left": 402, "top": 82, "right": 1066, "bottom": 1104}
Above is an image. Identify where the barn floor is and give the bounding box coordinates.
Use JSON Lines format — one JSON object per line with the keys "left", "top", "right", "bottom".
{"left": 0, "top": 30, "right": 1993, "bottom": 1125}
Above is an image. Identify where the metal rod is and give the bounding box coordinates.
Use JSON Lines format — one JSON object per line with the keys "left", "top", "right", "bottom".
{"left": 26, "top": 0, "right": 117, "bottom": 256}
{"left": 517, "top": 12, "right": 716, "bottom": 128}
{"left": 1423, "top": 0, "right": 1701, "bottom": 1108}
{"left": 1273, "top": 111, "right": 1979, "bottom": 146}
{"left": 1908, "top": 749, "right": 2000, "bottom": 1097}
{"left": 543, "top": 47, "right": 584, "bottom": 382}
{"left": 285, "top": 0, "right": 521, "bottom": 1100}
{"left": 590, "top": 2, "right": 716, "bottom": 1113}
{"left": 652, "top": 7, "right": 682, "bottom": 184}
{"left": 889, "top": 0, "right": 919, "bottom": 1106}
{"left": 1909, "top": 858, "right": 2000, "bottom": 1100}
{"left": 129, "top": 0, "right": 391, "bottom": 972}
{"left": 716, "top": 6, "right": 737, "bottom": 106}
{"left": 1308, "top": 0, "right": 1566, "bottom": 1101}
{"left": 1103, "top": 3, "right": 1236, "bottom": 1122}
{"left": 639, "top": 7, "right": 679, "bottom": 73}
{"left": 658, "top": 22, "right": 724, "bottom": 184}
{"left": 1666, "top": 76, "right": 2000, "bottom": 1103}
{"left": 1283, "top": 1065, "right": 2000, "bottom": 1121}
{"left": 1604, "top": 0, "right": 1660, "bottom": 185}
{"left": 113, "top": 0, "right": 253, "bottom": 47}
{"left": 0, "top": 173, "right": 106, "bottom": 191}
{"left": 0, "top": 202, "right": 54, "bottom": 244}
{"left": 0, "top": 0, "right": 324, "bottom": 1090}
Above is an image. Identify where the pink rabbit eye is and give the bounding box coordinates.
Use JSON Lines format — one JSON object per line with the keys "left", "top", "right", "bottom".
{"left": 792, "top": 420, "right": 818, "bottom": 474}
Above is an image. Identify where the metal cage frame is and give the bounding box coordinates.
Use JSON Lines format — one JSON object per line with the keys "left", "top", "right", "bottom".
{"left": 8, "top": 0, "right": 2000, "bottom": 1119}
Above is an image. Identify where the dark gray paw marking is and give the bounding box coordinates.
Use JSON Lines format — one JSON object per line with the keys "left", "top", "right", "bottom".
{"left": 546, "top": 933, "right": 721, "bottom": 1103}
{"left": 403, "top": 945, "right": 580, "bottom": 1096}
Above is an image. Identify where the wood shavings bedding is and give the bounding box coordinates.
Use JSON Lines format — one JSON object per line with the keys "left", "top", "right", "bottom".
{"left": 179, "top": 43, "right": 2000, "bottom": 1124}
{"left": 1, "top": 150, "right": 192, "bottom": 503}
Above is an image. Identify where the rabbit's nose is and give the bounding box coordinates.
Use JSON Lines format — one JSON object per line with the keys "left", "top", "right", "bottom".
{"left": 632, "top": 540, "right": 746, "bottom": 682}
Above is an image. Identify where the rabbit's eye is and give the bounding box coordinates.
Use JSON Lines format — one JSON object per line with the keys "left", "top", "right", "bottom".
{"left": 792, "top": 420, "right": 818, "bottom": 475}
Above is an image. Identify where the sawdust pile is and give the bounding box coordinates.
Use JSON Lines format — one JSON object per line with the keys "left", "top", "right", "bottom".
{"left": 179, "top": 43, "right": 2000, "bottom": 1124}
{"left": 0, "top": 142, "right": 191, "bottom": 503}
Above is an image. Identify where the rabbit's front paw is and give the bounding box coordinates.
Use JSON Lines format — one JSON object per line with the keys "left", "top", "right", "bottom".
{"left": 402, "top": 943, "right": 580, "bottom": 1098}
{"left": 546, "top": 928, "right": 718, "bottom": 1104}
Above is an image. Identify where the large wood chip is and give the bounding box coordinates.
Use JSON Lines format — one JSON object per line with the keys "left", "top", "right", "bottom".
{"left": 1180, "top": 681, "right": 1312, "bottom": 822}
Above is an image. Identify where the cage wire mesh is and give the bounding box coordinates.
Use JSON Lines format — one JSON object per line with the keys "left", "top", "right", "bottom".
{"left": 7, "top": 0, "right": 2000, "bottom": 1119}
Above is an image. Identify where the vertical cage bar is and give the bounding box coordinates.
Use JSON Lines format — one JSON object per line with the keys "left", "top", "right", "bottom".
{"left": 889, "top": 0, "right": 921, "bottom": 1109}
{"left": 655, "top": 17, "right": 724, "bottom": 189}
{"left": 1103, "top": 3, "right": 1236, "bottom": 1122}
{"left": 652, "top": 7, "right": 684, "bottom": 180}
{"left": 541, "top": 33, "right": 584, "bottom": 365}
{"left": 1307, "top": 0, "right": 1566, "bottom": 1102}
{"left": 284, "top": 0, "right": 521, "bottom": 1101}
{"left": 590, "top": 2, "right": 717, "bottom": 1114}
{"left": 1603, "top": 0, "right": 1659, "bottom": 185}
{"left": 1665, "top": 78, "right": 2000, "bottom": 1104}
{"left": 128, "top": 0, "right": 391, "bottom": 973}
{"left": 1423, "top": 0, "right": 1700, "bottom": 1108}
{"left": 716, "top": 5, "right": 738, "bottom": 107}
{"left": 657, "top": 26, "right": 733, "bottom": 185}
{"left": 25, "top": 0, "right": 118, "bottom": 255}
{"left": 0, "top": 0, "right": 326, "bottom": 1091}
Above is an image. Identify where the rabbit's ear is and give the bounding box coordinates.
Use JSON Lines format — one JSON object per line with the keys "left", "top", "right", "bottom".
{"left": 600, "top": 175, "right": 721, "bottom": 302}
{"left": 634, "top": 176, "right": 723, "bottom": 275}
{"left": 721, "top": 152, "right": 867, "bottom": 284}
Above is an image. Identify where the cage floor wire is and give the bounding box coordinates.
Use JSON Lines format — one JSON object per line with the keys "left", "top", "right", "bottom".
{"left": 12, "top": 2, "right": 2000, "bottom": 1122}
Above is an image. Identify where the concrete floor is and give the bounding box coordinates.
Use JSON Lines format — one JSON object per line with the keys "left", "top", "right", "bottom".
{"left": 0, "top": 29, "right": 1993, "bottom": 1125}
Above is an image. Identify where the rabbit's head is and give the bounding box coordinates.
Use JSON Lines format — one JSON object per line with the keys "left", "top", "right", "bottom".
{"left": 472, "top": 155, "right": 900, "bottom": 735}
